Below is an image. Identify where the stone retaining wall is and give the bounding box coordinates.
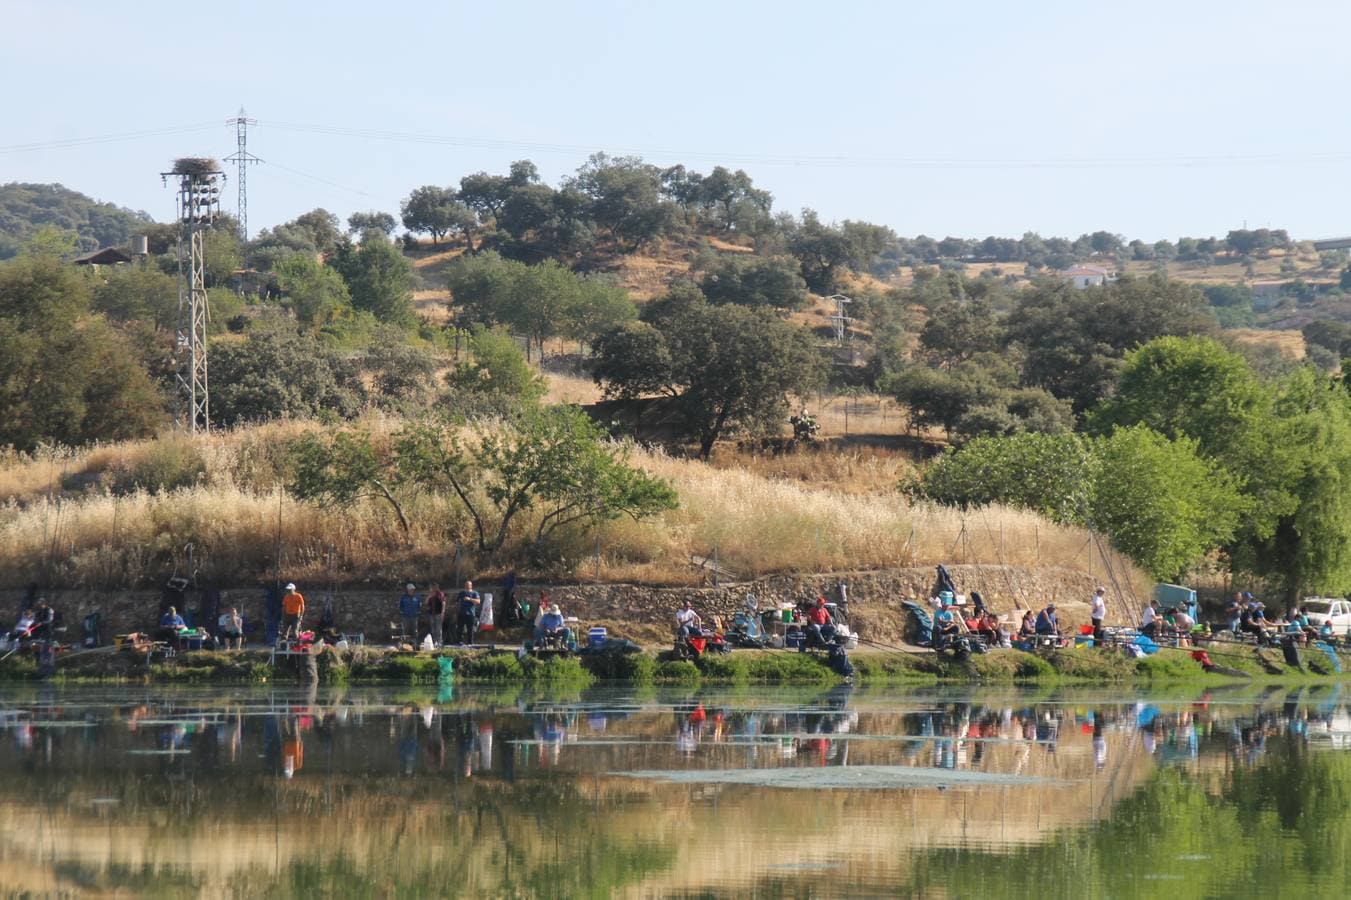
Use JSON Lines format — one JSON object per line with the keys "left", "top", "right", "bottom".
{"left": 0, "top": 564, "right": 1119, "bottom": 647}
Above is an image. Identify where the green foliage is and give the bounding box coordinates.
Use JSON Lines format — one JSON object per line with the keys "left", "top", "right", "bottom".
{"left": 1005, "top": 274, "right": 1217, "bottom": 415}
{"left": 910, "top": 431, "right": 1094, "bottom": 523}
{"left": 886, "top": 356, "right": 1071, "bottom": 441}
{"left": 653, "top": 659, "right": 701, "bottom": 684}
{"left": 580, "top": 650, "right": 656, "bottom": 682}
{"left": 275, "top": 254, "right": 352, "bottom": 328}
{"left": 331, "top": 236, "right": 415, "bottom": 326}
{"left": 594, "top": 288, "right": 826, "bottom": 458}
{"left": 360, "top": 329, "right": 438, "bottom": 413}
{"left": 446, "top": 251, "right": 636, "bottom": 358}
{"left": 0, "top": 254, "right": 166, "bottom": 451}
{"left": 288, "top": 427, "right": 410, "bottom": 533}
{"left": 208, "top": 327, "right": 366, "bottom": 426}
{"left": 0, "top": 183, "right": 151, "bottom": 259}
{"left": 346, "top": 210, "right": 397, "bottom": 237}
{"left": 566, "top": 152, "right": 676, "bottom": 251}
{"left": 400, "top": 185, "right": 476, "bottom": 247}
{"left": 1091, "top": 425, "right": 1247, "bottom": 580}
{"left": 91, "top": 265, "right": 179, "bottom": 331}
{"left": 394, "top": 405, "right": 678, "bottom": 553}
{"left": 446, "top": 325, "right": 547, "bottom": 415}
{"left": 783, "top": 209, "right": 889, "bottom": 293}
{"left": 698, "top": 254, "right": 808, "bottom": 309}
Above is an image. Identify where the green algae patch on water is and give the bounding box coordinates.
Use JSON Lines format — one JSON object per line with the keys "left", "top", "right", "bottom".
{"left": 617, "top": 764, "right": 1061, "bottom": 790}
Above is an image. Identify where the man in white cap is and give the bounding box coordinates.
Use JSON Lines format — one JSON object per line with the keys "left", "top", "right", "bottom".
{"left": 1090, "top": 586, "right": 1107, "bottom": 643}
{"left": 398, "top": 583, "right": 421, "bottom": 643}
{"left": 281, "top": 583, "right": 304, "bottom": 643}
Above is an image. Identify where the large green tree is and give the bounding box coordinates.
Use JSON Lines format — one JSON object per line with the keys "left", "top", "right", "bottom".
{"left": 592, "top": 289, "right": 826, "bottom": 458}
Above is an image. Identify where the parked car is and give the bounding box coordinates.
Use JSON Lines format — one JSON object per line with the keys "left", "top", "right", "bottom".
{"left": 1302, "top": 598, "right": 1351, "bottom": 637}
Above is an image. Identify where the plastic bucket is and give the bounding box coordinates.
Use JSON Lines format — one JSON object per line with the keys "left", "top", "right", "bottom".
{"left": 437, "top": 656, "right": 454, "bottom": 683}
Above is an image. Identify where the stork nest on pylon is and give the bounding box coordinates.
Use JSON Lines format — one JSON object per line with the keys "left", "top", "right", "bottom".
{"left": 171, "top": 157, "right": 221, "bottom": 177}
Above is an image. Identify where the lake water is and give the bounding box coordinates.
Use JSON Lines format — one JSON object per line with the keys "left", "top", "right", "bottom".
{"left": 1, "top": 682, "right": 1348, "bottom": 898}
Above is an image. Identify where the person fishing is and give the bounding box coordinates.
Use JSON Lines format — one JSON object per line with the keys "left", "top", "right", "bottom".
{"left": 1034, "top": 603, "right": 1060, "bottom": 636}
{"left": 1090, "top": 587, "right": 1107, "bottom": 643}
{"left": 280, "top": 583, "right": 305, "bottom": 643}
{"left": 454, "top": 580, "right": 481, "bottom": 645}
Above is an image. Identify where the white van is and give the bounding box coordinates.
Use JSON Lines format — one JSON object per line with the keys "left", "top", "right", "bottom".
{"left": 1302, "top": 598, "right": 1351, "bottom": 637}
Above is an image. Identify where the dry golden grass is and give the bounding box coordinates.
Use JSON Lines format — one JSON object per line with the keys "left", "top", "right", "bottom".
{"left": 544, "top": 370, "right": 606, "bottom": 406}
{"left": 1226, "top": 327, "right": 1306, "bottom": 359}
{"left": 0, "top": 418, "right": 1141, "bottom": 591}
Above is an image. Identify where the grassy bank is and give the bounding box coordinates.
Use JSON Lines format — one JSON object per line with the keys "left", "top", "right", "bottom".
{"left": 0, "top": 420, "right": 1148, "bottom": 591}
{"left": 2, "top": 643, "right": 1341, "bottom": 688}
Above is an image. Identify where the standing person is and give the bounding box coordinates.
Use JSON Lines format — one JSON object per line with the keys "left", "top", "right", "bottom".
{"left": 1090, "top": 587, "right": 1107, "bottom": 644}
{"left": 398, "top": 584, "right": 421, "bottom": 643}
{"left": 1224, "top": 592, "right": 1243, "bottom": 634}
{"left": 280, "top": 584, "right": 305, "bottom": 643}
{"left": 218, "top": 607, "right": 244, "bottom": 650}
{"left": 426, "top": 583, "right": 447, "bottom": 648}
{"left": 455, "top": 580, "right": 481, "bottom": 645}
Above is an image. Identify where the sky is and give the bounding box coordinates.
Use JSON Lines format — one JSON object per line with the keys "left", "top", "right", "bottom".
{"left": 4, "top": 0, "right": 1351, "bottom": 242}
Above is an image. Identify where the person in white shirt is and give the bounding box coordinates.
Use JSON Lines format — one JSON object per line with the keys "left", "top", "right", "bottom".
{"left": 218, "top": 607, "right": 244, "bottom": 650}
{"left": 675, "top": 601, "right": 701, "bottom": 637}
{"left": 1090, "top": 587, "right": 1107, "bottom": 643}
{"left": 1140, "top": 600, "right": 1160, "bottom": 638}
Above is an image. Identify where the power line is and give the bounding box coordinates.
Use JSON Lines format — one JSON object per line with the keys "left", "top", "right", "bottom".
{"left": 260, "top": 119, "right": 1351, "bottom": 171}
{"left": 0, "top": 122, "right": 219, "bottom": 154}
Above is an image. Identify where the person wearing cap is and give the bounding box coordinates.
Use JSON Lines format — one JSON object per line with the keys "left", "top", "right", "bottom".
{"left": 535, "top": 602, "right": 570, "bottom": 646}
{"left": 398, "top": 583, "right": 421, "bottom": 643}
{"left": 1090, "top": 587, "right": 1107, "bottom": 643}
{"left": 807, "top": 596, "right": 837, "bottom": 647}
{"left": 280, "top": 584, "right": 304, "bottom": 642}
{"left": 933, "top": 599, "right": 959, "bottom": 648}
{"left": 454, "top": 580, "right": 481, "bottom": 645}
{"left": 1034, "top": 602, "right": 1059, "bottom": 636}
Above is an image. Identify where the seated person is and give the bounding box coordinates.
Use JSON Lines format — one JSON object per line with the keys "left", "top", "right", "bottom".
{"left": 1140, "top": 600, "right": 1161, "bottom": 638}
{"left": 1018, "top": 611, "right": 1037, "bottom": 638}
{"left": 158, "top": 606, "right": 188, "bottom": 643}
{"left": 30, "top": 601, "right": 56, "bottom": 640}
{"left": 1034, "top": 603, "right": 1060, "bottom": 636}
{"left": 1170, "top": 606, "right": 1196, "bottom": 646}
{"left": 933, "top": 603, "right": 960, "bottom": 648}
{"left": 535, "top": 604, "right": 571, "bottom": 646}
{"left": 8, "top": 609, "right": 36, "bottom": 643}
{"left": 1244, "top": 602, "right": 1272, "bottom": 644}
{"left": 1319, "top": 619, "right": 1337, "bottom": 645}
{"left": 674, "top": 601, "right": 701, "bottom": 638}
{"left": 806, "top": 597, "right": 837, "bottom": 646}
{"left": 967, "top": 610, "right": 1000, "bottom": 643}
{"left": 1297, "top": 607, "right": 1319, "bottom": 643}
{"left": 218, "top": 607, "right": 244, "bottom": 650}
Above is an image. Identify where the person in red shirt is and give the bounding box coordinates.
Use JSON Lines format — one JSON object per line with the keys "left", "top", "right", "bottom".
{"left": 806, "top": 597, "right": 836, "bottom": 646}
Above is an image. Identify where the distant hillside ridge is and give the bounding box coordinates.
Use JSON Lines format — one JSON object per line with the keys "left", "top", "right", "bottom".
{"left": 0, "top": 182, "right": 154, "bottom": 259}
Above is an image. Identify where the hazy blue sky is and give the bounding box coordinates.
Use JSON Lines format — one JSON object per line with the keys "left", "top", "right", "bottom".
{"left": 4, "top": 0, "right": 1350, "bottom": 240}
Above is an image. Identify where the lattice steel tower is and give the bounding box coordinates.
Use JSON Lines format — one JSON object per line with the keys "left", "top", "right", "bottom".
{"left": 162, "top": 159, "right": 224, "bottom": 434}
{"left": 224, "top": 108, "right": 260, "bottom": 241}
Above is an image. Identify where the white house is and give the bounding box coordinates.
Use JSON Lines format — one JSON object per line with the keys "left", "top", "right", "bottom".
{"left": 1062, "top": 265, "right": 1114, "bottom": 289}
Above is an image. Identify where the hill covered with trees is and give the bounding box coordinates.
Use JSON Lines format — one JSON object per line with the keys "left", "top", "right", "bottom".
{"left": 0, "top": 183, "right": 153, "bottom": 260}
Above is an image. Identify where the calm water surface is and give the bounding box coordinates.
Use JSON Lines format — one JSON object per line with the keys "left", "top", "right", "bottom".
{"left": 0, "top": 681, "right": 1348, "bottom": 898}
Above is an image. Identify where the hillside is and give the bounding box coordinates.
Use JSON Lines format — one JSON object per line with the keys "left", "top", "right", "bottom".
{"left": 0, "top": 182, "right": 154, "bottom": 259}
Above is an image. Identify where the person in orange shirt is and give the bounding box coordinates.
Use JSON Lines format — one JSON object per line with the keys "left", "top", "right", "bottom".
{"left": 281, "top": 583, "right": 305, "bottom": 642}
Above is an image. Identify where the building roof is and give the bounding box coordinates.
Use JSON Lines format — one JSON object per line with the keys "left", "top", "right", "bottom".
{"left": 1062, "top": 265, "right": 1111, "bottom": 277}
{"left": 71, "top": 247, "right": 132, "bottom": 265}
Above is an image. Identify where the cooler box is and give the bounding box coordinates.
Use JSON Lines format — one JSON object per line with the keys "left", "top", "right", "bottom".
{"left": 784, "top": 631, "right": 805, "bottom": 650}
{"left": 587, "top": 626, "right": 608, "bottom": 648}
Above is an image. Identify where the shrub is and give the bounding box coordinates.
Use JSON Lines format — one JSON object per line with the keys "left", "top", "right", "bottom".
{"left": 110, "top": 437, "right": 207, "bottom": 495}
{"left": 654, "top": 660, "right": 701, "bottom": 684}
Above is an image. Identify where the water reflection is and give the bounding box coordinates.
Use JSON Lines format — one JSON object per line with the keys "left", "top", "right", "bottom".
{"left": 0, "top": 684, "right": 1349, "bottom": 896}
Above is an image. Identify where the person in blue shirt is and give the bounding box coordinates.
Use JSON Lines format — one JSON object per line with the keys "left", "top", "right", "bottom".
{"left": 397, "top": 584, "right": 421, "bottom": 642}
{"left": 158, "top": 606, "right": 188, "bottom": 645}
{"left": 1034, "top": 603, "right": 1060, "bottom": 636}
{"left": 454, "top": 580, "right": 481, "bottom": 645}
{"left": 1320, "top": 619, "right": 1337, "bottom": 645}
{"left": 933, "top": 603, "right": 959, "bottom": 649}
{"left": 534, "top": 603, "right": 571, "bottom": 647}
